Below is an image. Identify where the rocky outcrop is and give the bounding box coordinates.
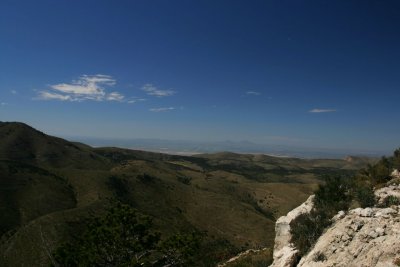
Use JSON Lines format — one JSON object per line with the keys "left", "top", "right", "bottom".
{"left": 391, "top": 169, "right": 400, "bottom": 179}
{"left": 269, "top": 195, "right": 314, "bottom": 267}
{"left": 269, "top": 176, "right": 400, "bottom": 267}
{"left": 297, "top": 205, "right": 400, "bottom": 267}
{"left": 375, "top": 183, "right": 400, "bottom": 206}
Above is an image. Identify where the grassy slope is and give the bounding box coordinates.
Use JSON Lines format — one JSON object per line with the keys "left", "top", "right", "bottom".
{"left": 0, "top": 122, "right": 374, "bottom": 266}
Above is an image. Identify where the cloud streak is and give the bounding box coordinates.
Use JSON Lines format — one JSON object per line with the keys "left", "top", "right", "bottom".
{"left": 149, "top": 107, "right": 176, "bottom": 112}
{"left": 142, "top": 84, "right": 175, "bottom": 97}
{"left": 38, "top": 91, "right": 72, "bottom": 101}
{"left": 127, "top": 98, "right": 146, "bottom": 104}
{"left": 246, "top": 91, "right": 261, "bottom": 96}
{"left": 309, "top": 108, "right": 337, "bottom": 113}
{"left": 37, "top": 74, "right": 126, "bottom": 102}
{"left": 106, "top": 92, "right": 125, "bottom": 102}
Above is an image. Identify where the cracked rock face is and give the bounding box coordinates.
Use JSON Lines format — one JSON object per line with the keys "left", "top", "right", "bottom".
{"left": 375, "top": 183, "right": 400, "bottom": 205}
{"left": 269, "top": 195, "right": 314, "bottom": 267}
{"left": 297, "top": 205, "right": 400, "bottom": 267}
{"left": 296, "top": 181, "right": 400, "bottom": 267}
{"left": 269, "top": 180, "right": 400, "bottom": 267}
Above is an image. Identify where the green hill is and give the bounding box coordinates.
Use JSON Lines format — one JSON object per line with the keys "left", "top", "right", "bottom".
{"left": 0, "top": 122, "right": 375, "bottom": 266}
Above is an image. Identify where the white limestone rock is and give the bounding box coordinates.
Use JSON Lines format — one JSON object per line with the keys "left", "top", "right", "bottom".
{"left": 269, "top": 184, "right": 400, "bottom": 267}
{"left": 297, "top": 185, "right": 400, "bottom": 267}
{"left": 269, "top": 195, "right": 314, "bottom": 267}
{"left": 391, "top": 169, "right": 400, "bottom": 179}
{"left": 375, "top": 180, "right": 400, "bottom": 205}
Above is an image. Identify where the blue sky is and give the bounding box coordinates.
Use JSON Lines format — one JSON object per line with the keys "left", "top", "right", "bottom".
{"left": 1, "top": 0, "right": 399, "bottom": 153}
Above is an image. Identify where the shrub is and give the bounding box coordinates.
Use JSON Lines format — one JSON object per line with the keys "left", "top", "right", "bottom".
{"left": 372, "top": 157, "right": 392, "bottom": 184}
{"left": 313, "top": 251, "right": 326, "bottom": 262}
{"left": 290, "top": 209, "right": 330, "bottom": 256}
{"left": 393, "top": 149, "right": 400, "bottom": 169}
{"left": 107, "top": 175, "right": 130, "bottom": 201}
{"left": 362, "top": 155, "right": 395, "bottom": 185}
{"left": 291, "top": 175, "right": 351, "bottom": 256}
{"left": 137, "top": 173, "right": 156, "bottom": 183}
{"left": 158, "top": 232, "right": 202, "bottom": 266}
{"left": 313, "top": 175, "right": 352, "bottom": 213}
{"left": 381, "top": 195, "right": 400, "bottom": 207}
{"left": 355, "top": 185, "right": 376, "bottom": 208}
{"left": 53, "top": 201, "right": 201, "bottom": 267}
{"left": 177, "top": 176, "right": 192, "bottom": 185}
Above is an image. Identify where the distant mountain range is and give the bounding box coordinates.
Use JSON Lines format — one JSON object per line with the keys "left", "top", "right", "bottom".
{"left": 68, "top": 136, "right": 386, "bottom": 159}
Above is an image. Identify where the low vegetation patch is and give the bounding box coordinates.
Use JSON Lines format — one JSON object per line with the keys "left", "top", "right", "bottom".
{"left": 313, "top": 251, "right": 326, "bottom": 262}
{"left": 291, "top": 175, "right": 351, "bottom": 256}
{"left": 177, "top": 176, "right": 192, "bottom": 185}
{"left": 53, "top": 201, "right": 202, "bottom": 267}
{"left": 380, "top": 195, "right": 400, "bottom": 207}
{"left": 355, "top": 184, "right": 375, "bottom": 208}
{"left": 137, "top": 173, "right": 157, "bottom": 183}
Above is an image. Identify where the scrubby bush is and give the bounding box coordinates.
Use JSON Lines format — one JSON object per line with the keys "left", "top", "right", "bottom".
{"left": 158, "top": 232, "right": 202, "bottom": 266}
{"left": 355, "top": 184, "right": 376, "bottom": 208}
{"left": 361, "top": 149, "right": 400, "bottom": 185}
{"left": 53, "top": 201, "right": 201, "bottom": 267}
{"left": 290, "top": 210, "right": 330, "bottom": 256}
{"left": 370, "top": 157, "right": 392, "bottom": 184}
{"left": 313, "top": 175, "right": 352, "bottom": 212}
{"left": 137, "top": 173, "right": 156, "bottom": 183}
{"left": 291, "top": 175, "right": 351, "bottom": 255}
{"left": 313, "top": 251, "right": 326, "bottom": 262}
{"left": 380, "top": 195, "right": 400, "bottom": 207}
{"left": 177, "top": 176, "right": 192, "bottom": 185}
{"left": 291, "top": 185, "right": 330, "bottom": 253}
{"left": 393, "top": 149, "right": 400, "bottom": 170}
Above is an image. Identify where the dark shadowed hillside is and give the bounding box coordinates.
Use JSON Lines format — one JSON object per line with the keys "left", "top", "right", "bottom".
{"left": 0, "top": 122, "right": 375, "bottom": 266}
{"left": 0, "top": 122, "right": 110, "bottom": 169}
{"left": 0, "top": 160, "right": 76, "bottom": 236}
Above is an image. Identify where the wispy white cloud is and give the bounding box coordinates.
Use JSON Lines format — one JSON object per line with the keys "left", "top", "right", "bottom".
{"left": 246, "top": 91, "right": 261, "bottom": 96}
{"left": 50, "top": 74, "right": 114, "bottom": 98}
{"left": 127, "top": 98, "right": 146, "bottom": 104}
{"left": 1, "top": 102, "right": 8, "bottom": 106}
{"left": 37, "top": 74, "right": 127, "bottom": 102}
{"left": 142, "top": 84, "right": 175, "bottom": 97}
{"left": 11, "top": 90, "right": 17, "bottom": 95}
{"left": 106, "top": 92, "right": 124, "bottom": 102}
{"left": 149, "top": 107, "right": 176, "bottom": 112}
{"left": 38, "top": 91, "right": 71, "bottom": 101}
{"left": 309, "top": 108, "right": 336, "bottom": 113}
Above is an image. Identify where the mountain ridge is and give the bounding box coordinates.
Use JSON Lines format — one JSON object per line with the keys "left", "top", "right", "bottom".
{"left": 0, "top": 121, "right": 375, "bottom": 266}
